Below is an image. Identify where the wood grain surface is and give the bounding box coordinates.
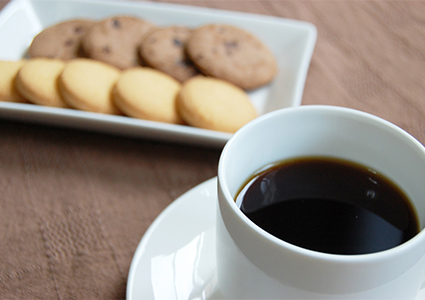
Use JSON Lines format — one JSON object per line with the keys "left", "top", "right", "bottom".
{"left": 0, "top": 0, "right": 424, "bottom": 299}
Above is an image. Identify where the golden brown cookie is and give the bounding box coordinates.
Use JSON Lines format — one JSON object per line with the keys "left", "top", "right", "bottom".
{"left": 81, "top": 16, "right": 155, "bottom": 70}
{"left": 0, "top": 60, "right": 28, "bottom": 103}
{"left": 28, "top": 19, "right": 95, "bottom": 60}
{"left": 58, "top": 58, "right": 121, "bottom": 114}
{"left": 140, "top": 26, "right": 199, "bottom": 82}
{"left": 15, "top": 58, "right": 69, "bottom": 108}
{"left": 186, "top": 24, "right": 278, "bottom": 90}
{"left": 113, "top": 67, "right": 183, "bottom": 124}
{"left": 176, "top": 76, "right": 257, "bottom": 133}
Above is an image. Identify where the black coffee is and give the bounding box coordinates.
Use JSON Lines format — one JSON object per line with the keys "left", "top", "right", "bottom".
{"left": 236, "top": 157, "right": 419, "bottom": 255}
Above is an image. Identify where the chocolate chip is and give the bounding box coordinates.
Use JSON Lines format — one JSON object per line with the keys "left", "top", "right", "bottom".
{"left": 176, "top": 59, "right": 186, "bottom": 66}
{"left": 173, "top": 38, "right": 182, "bottom": 47}
{"left": 64, "top": 39, "right": 74, "bottom": 47}
{"left": 225, "top": 40, "right": 238, "bottom": 49}
{"left": 102, "top": 46, "right": 111, "bottom": 54}
{"left": 176, "top": 58, "right": 193, "bottom": 67}
{"left": 112, "top": 19, "right": 121, "bottom": 29}
{"left": 74, "top": 26, "right": 84, "bottom": 34}
{"left": 225, "top": 40, "right": 239, "bottom": 55}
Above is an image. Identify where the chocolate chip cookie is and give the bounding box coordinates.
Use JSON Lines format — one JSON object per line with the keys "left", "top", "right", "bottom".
{"left": 81, "top": 16, "right": 155, "bottom": 70}
{"left": 186, "top": 24, "right": 278, "bottom": 90}
{"left": 28, "top": 19, "right": 95, "bottom": 60}
{"left": 140, "top": 26, "right": 199, "bottom": 82}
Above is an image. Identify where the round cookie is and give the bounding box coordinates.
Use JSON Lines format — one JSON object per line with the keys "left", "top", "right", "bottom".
{"left": 176, "top": 76, "right": 257, "bottom": 133}
{"left": 29, "top": 19, "right": 95, "bottom": 60}
{"left": 81, "top": 16, "right": 155, "bottom": 70}
{"left": 113, "top": 67, "right": 183, "bottom": 124}
{"left": 0, "top": 60, "right": 28, "bottom": 103}
{"left": 186, "top": 24, "right": 278, "bottom": 90}
{"left": 15, "top": 58, "right": 69, "bottom": 108}
{"left": 58, "top": 58, "right": 121, "bottom": 114}
{"left": 140, "top": 26, "right": 199, "bottom": 82}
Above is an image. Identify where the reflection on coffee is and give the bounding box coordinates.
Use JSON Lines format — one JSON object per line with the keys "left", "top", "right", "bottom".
{"left": 236, "top": 157, "right": 419, "bottom": 255}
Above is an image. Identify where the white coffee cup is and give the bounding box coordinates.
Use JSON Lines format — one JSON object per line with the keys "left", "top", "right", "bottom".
{"left": 215, "top": 105, "right": 425, "bottom": 299}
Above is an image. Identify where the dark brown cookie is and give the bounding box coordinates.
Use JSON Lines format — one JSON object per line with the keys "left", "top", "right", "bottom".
{"left": 186, "top": 24, "right": 278, "bottom": 90}
{"left": 28, "top": 19, "right": 95, "bottom": 60}
{"left": 81, "top": 16, "right": 155, "bottom": 70}
{"left": 140, "top": 26, "right": 199, "bottom": 82}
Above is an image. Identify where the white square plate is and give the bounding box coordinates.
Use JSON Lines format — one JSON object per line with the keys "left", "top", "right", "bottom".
{"left": 0, "top": 0, "right": 316, "bottom": 147}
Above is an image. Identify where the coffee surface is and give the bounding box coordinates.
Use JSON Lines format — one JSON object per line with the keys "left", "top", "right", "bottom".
{"left": 236, "top": 157, "right": 419, "bottom": 255}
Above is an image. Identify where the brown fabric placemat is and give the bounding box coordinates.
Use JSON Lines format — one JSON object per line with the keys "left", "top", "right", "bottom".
{"left": 0, "top": 121, "right": 220, "bottom": 299}
{"left": 0, "top": 1, "right": 424, "bottom": 299}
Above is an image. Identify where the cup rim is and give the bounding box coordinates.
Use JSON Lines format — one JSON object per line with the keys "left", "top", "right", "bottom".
{"left": 218, "top": 105, "right": 425, "bottom": 263}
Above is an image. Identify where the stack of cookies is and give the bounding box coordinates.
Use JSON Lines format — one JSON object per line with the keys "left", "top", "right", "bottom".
{"left": 0, "top": 15, "right": 279, "bottom": 133}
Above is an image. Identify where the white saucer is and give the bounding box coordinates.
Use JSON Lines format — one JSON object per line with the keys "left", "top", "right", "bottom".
{"left": 126, "top": 177, "right": 218, "bottom": 300}
{"left": 126, "top": 177, "right": 425, "bottom": 300}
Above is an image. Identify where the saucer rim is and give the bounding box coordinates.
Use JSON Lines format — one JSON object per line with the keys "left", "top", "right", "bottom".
{"left": 126, "top": 177, "right": 218, "bottom": 300}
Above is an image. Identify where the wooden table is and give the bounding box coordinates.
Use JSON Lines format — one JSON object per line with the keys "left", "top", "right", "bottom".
{"left": 0, "top": 0, "right": 424, "bottom": 299}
